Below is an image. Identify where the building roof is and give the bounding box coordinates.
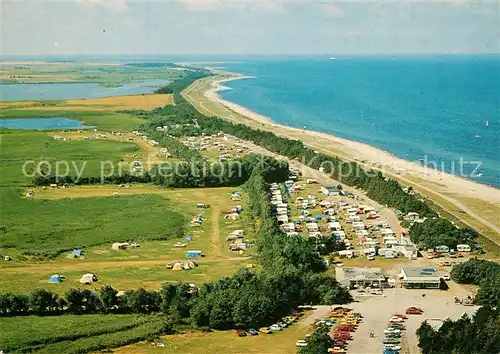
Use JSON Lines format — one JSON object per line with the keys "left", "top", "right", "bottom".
{"left": 402, "top": 267, "right": 440, "bottom": 281}
{"left": 337, "top": 267, "right": 386, "bottom": 282}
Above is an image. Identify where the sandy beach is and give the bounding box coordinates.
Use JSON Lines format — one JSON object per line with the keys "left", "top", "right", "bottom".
{"left": 185, "top": 71, "right": 500, "bottom": 243}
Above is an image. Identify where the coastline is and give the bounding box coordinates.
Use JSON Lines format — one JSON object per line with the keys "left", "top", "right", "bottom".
{"left": 186, "top": 71, "right": 500, "bottom": 239}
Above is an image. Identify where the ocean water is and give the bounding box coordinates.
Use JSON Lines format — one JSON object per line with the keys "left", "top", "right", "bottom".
{"left": 219, "top": 56, "right": 500, "bottom": 188}
{"left": 0, "top": 118, "right": 92, "bottom": 130}
{"left": 0, "top": 79, "right": 170, "bottom": 101}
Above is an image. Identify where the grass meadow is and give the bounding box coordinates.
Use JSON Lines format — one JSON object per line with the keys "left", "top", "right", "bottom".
{"left": 0, "top": 314, "right": 167, "bottom": 354}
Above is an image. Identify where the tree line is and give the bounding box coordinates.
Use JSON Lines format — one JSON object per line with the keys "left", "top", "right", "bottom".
{"left": 416, "top": 305, "right": 499, "bottom": 354}
{"left": 450, "top": 258, "right": 500, "bottom": 308}
{"left": 33, "top": 154, "right": 290, "bottom": 188}
{"left": 409, "top": 218, "right": 478, "bottom": 250}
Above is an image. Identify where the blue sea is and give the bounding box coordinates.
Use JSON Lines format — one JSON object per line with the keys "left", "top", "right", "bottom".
{"left": 218, "top": 56, "right": 500, "bottom": 188}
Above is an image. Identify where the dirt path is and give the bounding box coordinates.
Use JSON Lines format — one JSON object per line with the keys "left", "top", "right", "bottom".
{"left": 0, "top": 256, "right": 250, "bottom": 274}
{"left": 209, "top": 206, "right": 223, "bottom": 259}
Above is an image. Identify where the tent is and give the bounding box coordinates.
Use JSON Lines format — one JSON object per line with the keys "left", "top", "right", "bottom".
{"left": 80, "top": 273, "right": 97, "bottom": 284}
{"left": 68, "top": 249, "right": 83, "bottom": 258}
{"left": 48, "top": 274, "right": 63, "bottom": 284}
{"left": 172, "top": 262, "right": 183, "bottom": 271}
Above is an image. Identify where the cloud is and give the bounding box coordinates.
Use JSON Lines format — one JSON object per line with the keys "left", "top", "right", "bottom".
{"left": 323, "top": 4, "right": 345, "bottom": 18}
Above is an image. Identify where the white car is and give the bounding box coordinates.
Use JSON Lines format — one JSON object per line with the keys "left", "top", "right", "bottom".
{"left": 296, "top": 340, "right": 308, "bottom": 347}
{"left": 442, "top": 274, "right": 451, "bottom": 281}
{"left": 384, "top": 328, "right": 401, "bottom": 334}
{"left": 367, "top": 255, "right": 375, "bottom": 260}
{"left": 384, "top": 344, "right": 401, "bottom": 351}
{"left": 389, "top": 317, "right": 405, "bottom": 322}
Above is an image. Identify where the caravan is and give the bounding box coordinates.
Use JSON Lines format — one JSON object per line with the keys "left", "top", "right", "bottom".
{"left": 456, "top": 244, "right": 471, "bottom": 252}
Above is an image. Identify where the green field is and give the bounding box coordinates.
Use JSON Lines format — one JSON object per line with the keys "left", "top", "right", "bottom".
{"left": 0, "top": 188, "right": 185, "bottom": 255}
{"left": 0, "top": 314, "right": 167, "bottom": 354}
{"left": 0, "top": 130, "right": 143, "bottom": 187}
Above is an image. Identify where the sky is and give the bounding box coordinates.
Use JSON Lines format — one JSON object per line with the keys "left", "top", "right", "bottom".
{"left": 2, "top": 0, "right": 499, "bottom": 56}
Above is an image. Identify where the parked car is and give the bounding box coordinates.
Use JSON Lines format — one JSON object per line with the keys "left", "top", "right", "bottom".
{"left": 406, "top": 307, "right": 423, "bottom": 315}
{"left": 236, "top": 329, "right": 247, "bottom": 337}
{"left": 259, "top": 327, "right": 272, "bottom": 334}
{"left": 296, "top": 340, "right": 307, "bottom": 347}
{"left": 270, "top": 324, "right": 282, "bottom": 331}
{"left": 442, "top": 274, "right": 451, "bottom": 281}
{"left": 328, "top": 347, "right": 346, "bottom": 353}
{"left": 332, "top": 332, "right": 352, "bottom": 341}
{"left": 384, "top": 328, "right": 400, "bottom": 334}
{"left": 393, "top": 313, "right": 408, "bottom": 319}
{"left": 389, "top": 324, "right": 405, "bottom": 330}
{"left": 165, "top": 263, "right": 173, "bottom": 269}
{"left": 277, "top": 321, "right": 288, "bottom": 329}
{"left": 383, "top": 337, "right": 401, "bottom": 344}
{"left": 248, "top": 328, "right": 258, "bottom": 336}
{"left": 384, "top": 344, "right": 402, "bottom": 351}
{"left": 367, "top": 255, "right": 375, "bottom": 261}
{"left": 389, "top": 317, "right": 404, "bottom": 322}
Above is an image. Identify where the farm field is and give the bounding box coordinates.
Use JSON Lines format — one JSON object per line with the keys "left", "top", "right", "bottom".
{"left": 1, "top": 61, "right": 184, "bottom": 85}
{"left": 0, "top": 314, "right": 167, "bottom": 354}
{"left": 0, "top": 185, "right": 254, "bottom": 293}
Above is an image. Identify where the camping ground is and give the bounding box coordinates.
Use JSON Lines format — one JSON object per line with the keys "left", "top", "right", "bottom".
{"left": 0, "top": 186, "right": 255, "bottom": 294}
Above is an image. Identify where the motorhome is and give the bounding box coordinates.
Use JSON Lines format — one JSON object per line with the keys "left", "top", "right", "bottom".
{"left": 456, "top": 244, "right": 471, "bottom": 252}
{"left": 435, "top": 245, "right": 450, "bottom": 253}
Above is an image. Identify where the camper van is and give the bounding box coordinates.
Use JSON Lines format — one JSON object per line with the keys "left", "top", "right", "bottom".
{"left": 384, "top": 250, "right": 397, "bottom": 259}
{"left": 435, "top": 245, "right": 450, "bottom": 253}
{"left": 456, "top": 244, "right": 471, "bottom": 252}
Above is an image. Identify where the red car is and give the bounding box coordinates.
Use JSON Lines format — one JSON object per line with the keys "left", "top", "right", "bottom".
{"left": 337, "top": 325, "right": 356, "bottom": 332}
{"left": 236, "top": 329, "right": 247, "bottom": 337}
{"left": 406, "top": 307, "right": 423, "bottom": 315}
{"left": 332, "top": 341, "right": 346, "bottom": 348}
{"left": 333, "top": 332, "right": 352, "bottom": 341}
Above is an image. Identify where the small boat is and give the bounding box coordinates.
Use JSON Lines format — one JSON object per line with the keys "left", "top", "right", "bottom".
{"left": 474, "top": 134, "right": 481, "bottom": 138}
{"left": 485, "top": 121, "right": 489, "bottom": 127}
{"left": 476, "top": 173, "right": 483, "bottom": 178}
{"left": 329, "top": 57, "right": 337, "bottom": 60}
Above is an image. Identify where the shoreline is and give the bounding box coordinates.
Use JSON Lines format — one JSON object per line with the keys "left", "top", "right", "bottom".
{"left": 196, "top": 71, "right": 500, "bottom": 235}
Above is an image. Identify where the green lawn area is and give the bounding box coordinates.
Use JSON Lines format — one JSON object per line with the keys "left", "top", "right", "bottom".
{"left": 0, "top": 314, "right": 166, "bottom": 354}
{"left": 0, "top": 188, "right": 185, "bottom": 256}
{"left": 0, "top": 130, "right": 142, "bottom": 187}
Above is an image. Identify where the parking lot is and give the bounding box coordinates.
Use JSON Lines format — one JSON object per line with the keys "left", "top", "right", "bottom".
{"left": 346, "top": 288, "right": 479, "bottom": 354}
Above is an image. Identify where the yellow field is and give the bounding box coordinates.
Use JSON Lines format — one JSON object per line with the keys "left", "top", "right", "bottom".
{"left": 7, "top": 94, "right": 173, "bottom": 112}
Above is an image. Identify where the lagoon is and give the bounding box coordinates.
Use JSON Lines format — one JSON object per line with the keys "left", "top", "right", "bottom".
{"left": 0, "top": 118, "right": 93, "bottom": 130}
{"left": 0, "top": 79, "right": 170, "bottom": 101}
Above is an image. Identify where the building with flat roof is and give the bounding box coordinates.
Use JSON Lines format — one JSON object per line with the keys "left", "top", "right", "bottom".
{"left": 321, "top": 186, "right": 341, "bottom": 196}
{"left": 400, "top": 266, "right": 441, "bottom": 289}
{"left": 336, "top": 267, "right": 387, "bottom": 289}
